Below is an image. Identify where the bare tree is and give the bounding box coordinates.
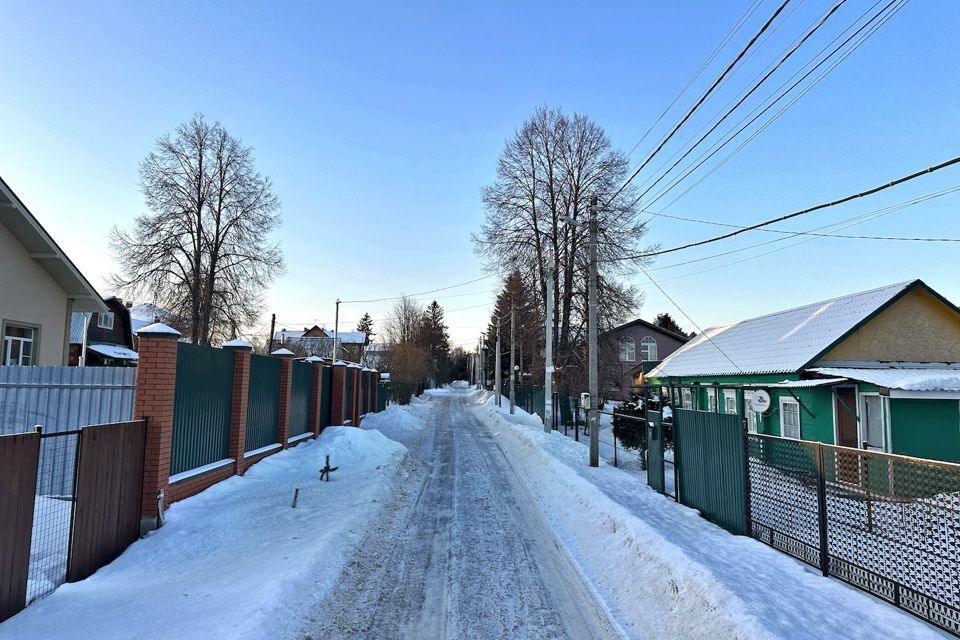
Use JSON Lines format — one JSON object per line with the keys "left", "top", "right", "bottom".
{"left": 382, "top": 296, "right": 424, "bottom": 345}
{"left": 110, "top": 114, "right": 284, "bottom": 345}
{"left": 474, "top": 106, "right": 652, "bottom": 389}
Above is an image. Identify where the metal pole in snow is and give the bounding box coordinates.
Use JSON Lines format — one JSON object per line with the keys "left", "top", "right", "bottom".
{"left": 588, "top": 195, "right": 600, "bottom": 468}
{"left": 510, "top": 290, "right": 516, "bottom": 415}
{"left": 333, "top": 299, "right": 340, "bottom": 361}
{"left": 544, "top": 249, "right": 554, "bottom": 433}
{"left": 495, "top": 316, "right": 502, "bottom": 407}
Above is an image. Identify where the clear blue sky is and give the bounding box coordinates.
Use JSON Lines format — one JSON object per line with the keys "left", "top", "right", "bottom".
{"left": 1, "top": 1, "right": 957, "bottom": 348}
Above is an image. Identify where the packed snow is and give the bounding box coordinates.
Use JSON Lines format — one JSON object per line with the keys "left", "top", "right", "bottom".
{"left": 0, "top": 425, "right": 415, "bottom": 640}
{"left": 474, "top": 392, "right": 947, "bottom": 639}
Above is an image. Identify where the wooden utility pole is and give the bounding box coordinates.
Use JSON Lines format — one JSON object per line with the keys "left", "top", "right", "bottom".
{"left": 544, "top": 249, "right": 554, "bottom": 433}
{"left": 268, "top": 313, "right": 276, "bottom": 353}
{"left": 510, "top": 292, "right": 516, "bottom": 415}
{"left": 495, "top": 316, "right": 502, "bottom": 406}
{"left": 588, "top": 195, "right": 599, "bottom": 468}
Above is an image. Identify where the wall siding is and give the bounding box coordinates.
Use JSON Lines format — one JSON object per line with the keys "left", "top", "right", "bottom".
{"left": 889, "top": 399, "right": 960, "bottom": 462}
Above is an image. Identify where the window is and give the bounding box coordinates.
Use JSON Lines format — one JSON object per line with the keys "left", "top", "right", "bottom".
{"left": 706, "top": 387, "right": 717, "bottom": 412}
{"left": 3, "top": 324, "right": 36, "bottom": 366}
{"left": 640, "top": 336, "right": 658, "bottom": 361}
{"left": 619, "top": 336, "right": 635, "bottom": 362}
{"left": 744, "top": 391, "right": 759, "bottom": 433}
{"left": 723, "top": 389, "right": 738, "bottom": 415}
{"left": 681, "top": 388, "right": 692, "bottom": 409}
{"left": 780, "top": 397, "right": 801, "bottom": 439}
{"left": 97, "top": 312, "right": 114, "bottom": 330}
{"left": 861, "top": 395, "right": 885, "bottom": 450}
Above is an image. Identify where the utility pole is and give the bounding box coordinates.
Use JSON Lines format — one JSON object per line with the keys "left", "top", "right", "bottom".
{"left": 510, "top": 292, "right": 516, "bottom": 415}
{"left": 268, "top": 313, "right": 276, "bottom": 354}
{"left": 588, "top": 195, "right": 600, "bottom": 468}
{"left": 333, "top": 299, "right": 340, "bottom": 361}
{"left": 495, "top": 316, "right": 502, "bottom": 406}
{"left": 544, "top": 249, "right": 554, "bottom": 433}
{"left": 480, "top": 332, "right": 487, "bottom": 388}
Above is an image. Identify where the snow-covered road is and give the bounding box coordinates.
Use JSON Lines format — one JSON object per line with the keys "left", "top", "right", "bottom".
{"left": 302, "top": 391, "right": 623, "bottom": 640}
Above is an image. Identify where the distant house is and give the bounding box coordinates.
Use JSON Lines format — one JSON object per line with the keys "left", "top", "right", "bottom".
{"left": 275, "top": 325, "right": 370, "bottom": 362}
{"left": 650, "top": 280, "right": 960, "bottom": 463}
{"left": 362, "top": 341, "right": 387, "bottom": 371}
{"left": 68, "top": 296, "right": 138, "bottom": 366}
{"left": 0, "top": 176, "right": 107, "bottom": 366}
{"left": 600, "top": 318, "right": 689, "bottom": 400}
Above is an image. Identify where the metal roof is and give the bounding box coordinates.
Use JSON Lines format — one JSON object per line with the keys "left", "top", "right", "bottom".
{"left": 87, "top": 344, "right": 139, "bottom": 360}
{"left": 742, "top": 378, "right": 848, "bottom": 389}
{"left": 650, "top": 281, "right": 918, "bottom": 378}
{"left": 0, "top": 176, "right": 106, "bottom": 313}
{"left": 809, "top": 367, "right": 960, "bottom": 392}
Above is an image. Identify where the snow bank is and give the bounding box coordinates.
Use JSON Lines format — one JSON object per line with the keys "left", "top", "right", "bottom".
{"left": 474, "top": 400, "right": 945, "bottom": 639}
{"left": 0, "top": 428, "right": 408, "bottom": 640}
{"left": 361, "top": 404, "right": 425, "bottom": 442}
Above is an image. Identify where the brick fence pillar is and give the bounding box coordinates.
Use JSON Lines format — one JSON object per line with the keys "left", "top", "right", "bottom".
{"left": 330, "top": 361, "right": 346, "bottom": 426}
{"left": 306, "top": 356, "right": 323, "bottom": 437}
{"left": 224, "top": 339, "right": 253, "bottom": 474}
{"left": 134, "top": 323, "right": 182, "bottom": 533}
{"left": 272, "top": 348, "right": 294, "bottom": 447}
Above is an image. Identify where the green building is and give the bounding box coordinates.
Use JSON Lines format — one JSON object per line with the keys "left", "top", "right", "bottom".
{"left": 649, "top": 280, "right": 960, "bottom": 462}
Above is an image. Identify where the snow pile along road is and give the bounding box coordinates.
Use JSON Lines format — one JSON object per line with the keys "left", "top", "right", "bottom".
{"left": 473, "top": 393, "right": 946, "bottom": 640}
{"left": 0, "top": 427, "right": 409, "bottom": 640}
{"left": 361, "top": 403, "right": 426, "bottom": 442}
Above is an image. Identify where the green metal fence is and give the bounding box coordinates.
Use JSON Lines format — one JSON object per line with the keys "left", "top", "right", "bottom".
{"left": 171, "top": 343, "right": 234, "bottom": 475}
{"left": 377, "top": 382, "right": 388, "bottom": 411}
{"left": 674, "top": 407, "right": 747, "bottom": 535}
{"left": 288, "top": 361, "right": 313, "bottom": 438}
{"left": 343, "top": 369, "right": 355, "bottom": 424}
{"left": 245, "top": 355, "right": 280, "bottom": 452}
{"left": 319, "top": 366, "right": 332, "bottom": 431}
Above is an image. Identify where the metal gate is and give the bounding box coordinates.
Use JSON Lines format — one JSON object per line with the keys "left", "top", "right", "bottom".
{"left": 674, "top": 407, "right": 747, "bottom": 535}
{"left": 0, "top": 431, "right": 39, "bottom": 622}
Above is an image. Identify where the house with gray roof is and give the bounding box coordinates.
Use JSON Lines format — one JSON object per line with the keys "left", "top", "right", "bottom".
{"left": 649, "top": 280, "right": 960, "bottom": 462}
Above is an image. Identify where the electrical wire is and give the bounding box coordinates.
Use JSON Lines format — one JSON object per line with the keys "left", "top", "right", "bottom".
{"left": 338, "top": 274, "right": 495, "bottom": 304}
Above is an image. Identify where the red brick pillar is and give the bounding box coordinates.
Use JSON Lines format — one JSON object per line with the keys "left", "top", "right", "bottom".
{"left": 273, "top": 348, "right": 294, "bottom": 447}
{"left": 224, "top": 339, "right": 253, "bottom": 474}
{"left": 330, "top": 361, "right": 346, "bottom": 426}
{"left": 134, "top": 323, "right": 182, "bottom": 533}
{"left": 307, "top": 356, "right": 323, "bottom": 437}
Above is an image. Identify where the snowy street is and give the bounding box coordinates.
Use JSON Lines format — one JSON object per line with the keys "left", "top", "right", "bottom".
{"left": 302, "top": 390, "right": 623, "bottom": 639}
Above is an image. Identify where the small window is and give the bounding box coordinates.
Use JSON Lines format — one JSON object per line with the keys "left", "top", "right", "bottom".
{"left": 780, "top": 397, "right": 801, "bottom": 439}
{"left": 744, "top": 391, "right": 759, "bottom": 433}
{"left": 3, "top": 324, "right": 36, "bottom": 366}
{"left": 706, "top": 387, "right": 717, "bottom": 412}
{"left": 640, "top": 336, "right": 658, "bottom": 361}
{"left": 681, "top": 388, "right": 692, "bottom": 410}
{"left": 862, "top": 395, "right": 884, "bottom": 450}
{"left": 619, "top": 336, "right": 635, "bottom": 362}
{"left": 723, "top": 389, "right": 738, "bottom": 415}
{"left": 97, "top": 312, "right": 115, "bottom": 330}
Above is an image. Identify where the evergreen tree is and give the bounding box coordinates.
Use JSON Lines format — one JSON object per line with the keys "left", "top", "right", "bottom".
{"left": 483, "top": 270, "right": 541, "bottom": 390}
{"left": 654, "top": 312, "right": 686, "bottom": 336}
{"left": 355, "top": 312, "right": 375, "bottom": 340}
{"left": 417, "top": 301, "right": 451, "bottom": 384}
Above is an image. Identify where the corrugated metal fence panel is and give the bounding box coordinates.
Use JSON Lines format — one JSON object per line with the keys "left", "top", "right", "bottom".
{"left": 0, "top": 366, "right": 136, "bottom": 436}
{"left": 674, "top": 408, "right": 746, "bottom": 535}
{"left": 170, "top": 343, "right": 233, "bottom": 475}
{"left": 288, "top": 362, "right": 313, "bottom": 438}
{"left": 319, "top": 367, "right": 332, "bottom": 430}
{"left": 246, "top": 355, "right": 280, "bottom": 451}
{"left": 344, "top": 370, "right": 354, "bottom": 423}
{"left": 377, "top": 382, "right": 387, "bottom": 412}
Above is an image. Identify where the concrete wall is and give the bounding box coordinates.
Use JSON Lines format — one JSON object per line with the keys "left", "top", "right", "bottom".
{"left": 0, "top": 223, "right": 71, "bottom": 365}
{"left": 821, "top": 287, "right": 960, "bottom": 363}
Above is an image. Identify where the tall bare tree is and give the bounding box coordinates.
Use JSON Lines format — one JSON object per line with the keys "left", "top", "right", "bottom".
{"left": 382, "top": 296, "right": 424, "bottom": 345}
{"left": 474, "top": 106, "right": 652, "bottom": 388}
{"left": 110, "top": 114, "right": 284, "bottom": 345}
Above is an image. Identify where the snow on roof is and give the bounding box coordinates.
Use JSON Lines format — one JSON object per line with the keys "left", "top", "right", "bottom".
{"left": 274, "top": 329, "right": 306, "bottom": 341}
{"left": 87, "top": 344, "right": 138, "bottom": 360}
{"left": 742, "top": 378, "right": 848, "bottom": 389}
{"left": 223, "top": 339, "right": 253, "bottom": 349}
{"left": 271, "top": 348, "right": 295, "bottom": 356}
{"left": 650, "top": 281, "right": 917, "bottom": 378}
{"left": 809, "top": 367, "right": 960, "bottom": 392}
{"left": 332, "top": 331, "right": 366, "bottom": 344}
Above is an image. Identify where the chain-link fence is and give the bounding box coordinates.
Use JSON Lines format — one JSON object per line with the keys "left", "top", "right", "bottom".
{"left": 748, "top": 433, "right": 960, "bottom": 636}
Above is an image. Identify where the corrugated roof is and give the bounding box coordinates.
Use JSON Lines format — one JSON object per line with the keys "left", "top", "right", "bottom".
{"left": 743, "top": 378, "right": 848, "bottom": 388}
{"left": 650, "top": 281, "right": 917, "bottom": 378}
{"left": 809, "top": 367, "right": 960, "bottom": 392}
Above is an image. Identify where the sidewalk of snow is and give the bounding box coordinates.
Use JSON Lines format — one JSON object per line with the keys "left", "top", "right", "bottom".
{"left": 0, "top": 410, "right": 421, "bottom": 640}
{"left": 472, "top": 391, "right": 947, "bottom": 640}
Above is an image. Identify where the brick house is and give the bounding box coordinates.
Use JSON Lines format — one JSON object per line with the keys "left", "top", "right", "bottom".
{"left": 600, "top": 318, "right": 689, "bottom": 401}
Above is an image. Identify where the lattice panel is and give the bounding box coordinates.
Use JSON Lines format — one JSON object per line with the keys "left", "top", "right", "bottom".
{"left": 747, "top": 435, "right": 821, "bottom": 557}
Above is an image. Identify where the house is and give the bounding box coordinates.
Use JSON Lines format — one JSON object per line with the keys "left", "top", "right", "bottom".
{"left": 0, "top": 176, "right": 106, "bottom": 366}
{"left": 600, "top": 318, "right": 689, "bottom": 400}
{"left": 68, "top": 296, "right": 138, "bottom": 366}
{"left": 275, "top": 325, "right": 370, "bottom": 362}
{"left": 649, "top": 280, "right": 960, "bottom": 462}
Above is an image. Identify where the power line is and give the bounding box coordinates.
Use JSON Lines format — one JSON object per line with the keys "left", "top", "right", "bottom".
{"left": 616, "top": 155, "right": 960, "bottom": 261}
{"left": 338, "top": 274, "right": 495, "bottom": 304}
{"left": 606, "top": 0, "right": 794, "bottom": 207}
{"left": 638, "top": 0, "right": 907, "bottom": 213}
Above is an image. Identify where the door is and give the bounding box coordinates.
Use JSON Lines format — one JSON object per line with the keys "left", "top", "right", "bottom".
{"left": 835, "top": 387, "right": 859, "bottom": 448}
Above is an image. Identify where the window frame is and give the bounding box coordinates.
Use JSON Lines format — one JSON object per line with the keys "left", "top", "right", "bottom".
{"left": 723, "top": 389, "right": 738, "bottom": 415}
{"left": 640, "top": 336, "right": 658, "bottom": 362}
{"left": 97, "top": 311, "right": 115, "bottom": 330}
{"left": 681, "top": 387, "right": 692, "bottom": 410}
{"left": 744, "top": 390, "right": 759, "bottom": 433}
{"left": 618, "top": 336, "right": 636, "bottom": 362}
{"left": 859, "top": 392, "right": 886, "bottom": 451}
{"left": 779, "top": 396, "right": 802, "bottom": 439}
{"left": 2, "top": 321, "right": 39, "bottom": 367}
{"left": 706, "top": 387, "right": 717, "bottom": 412}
